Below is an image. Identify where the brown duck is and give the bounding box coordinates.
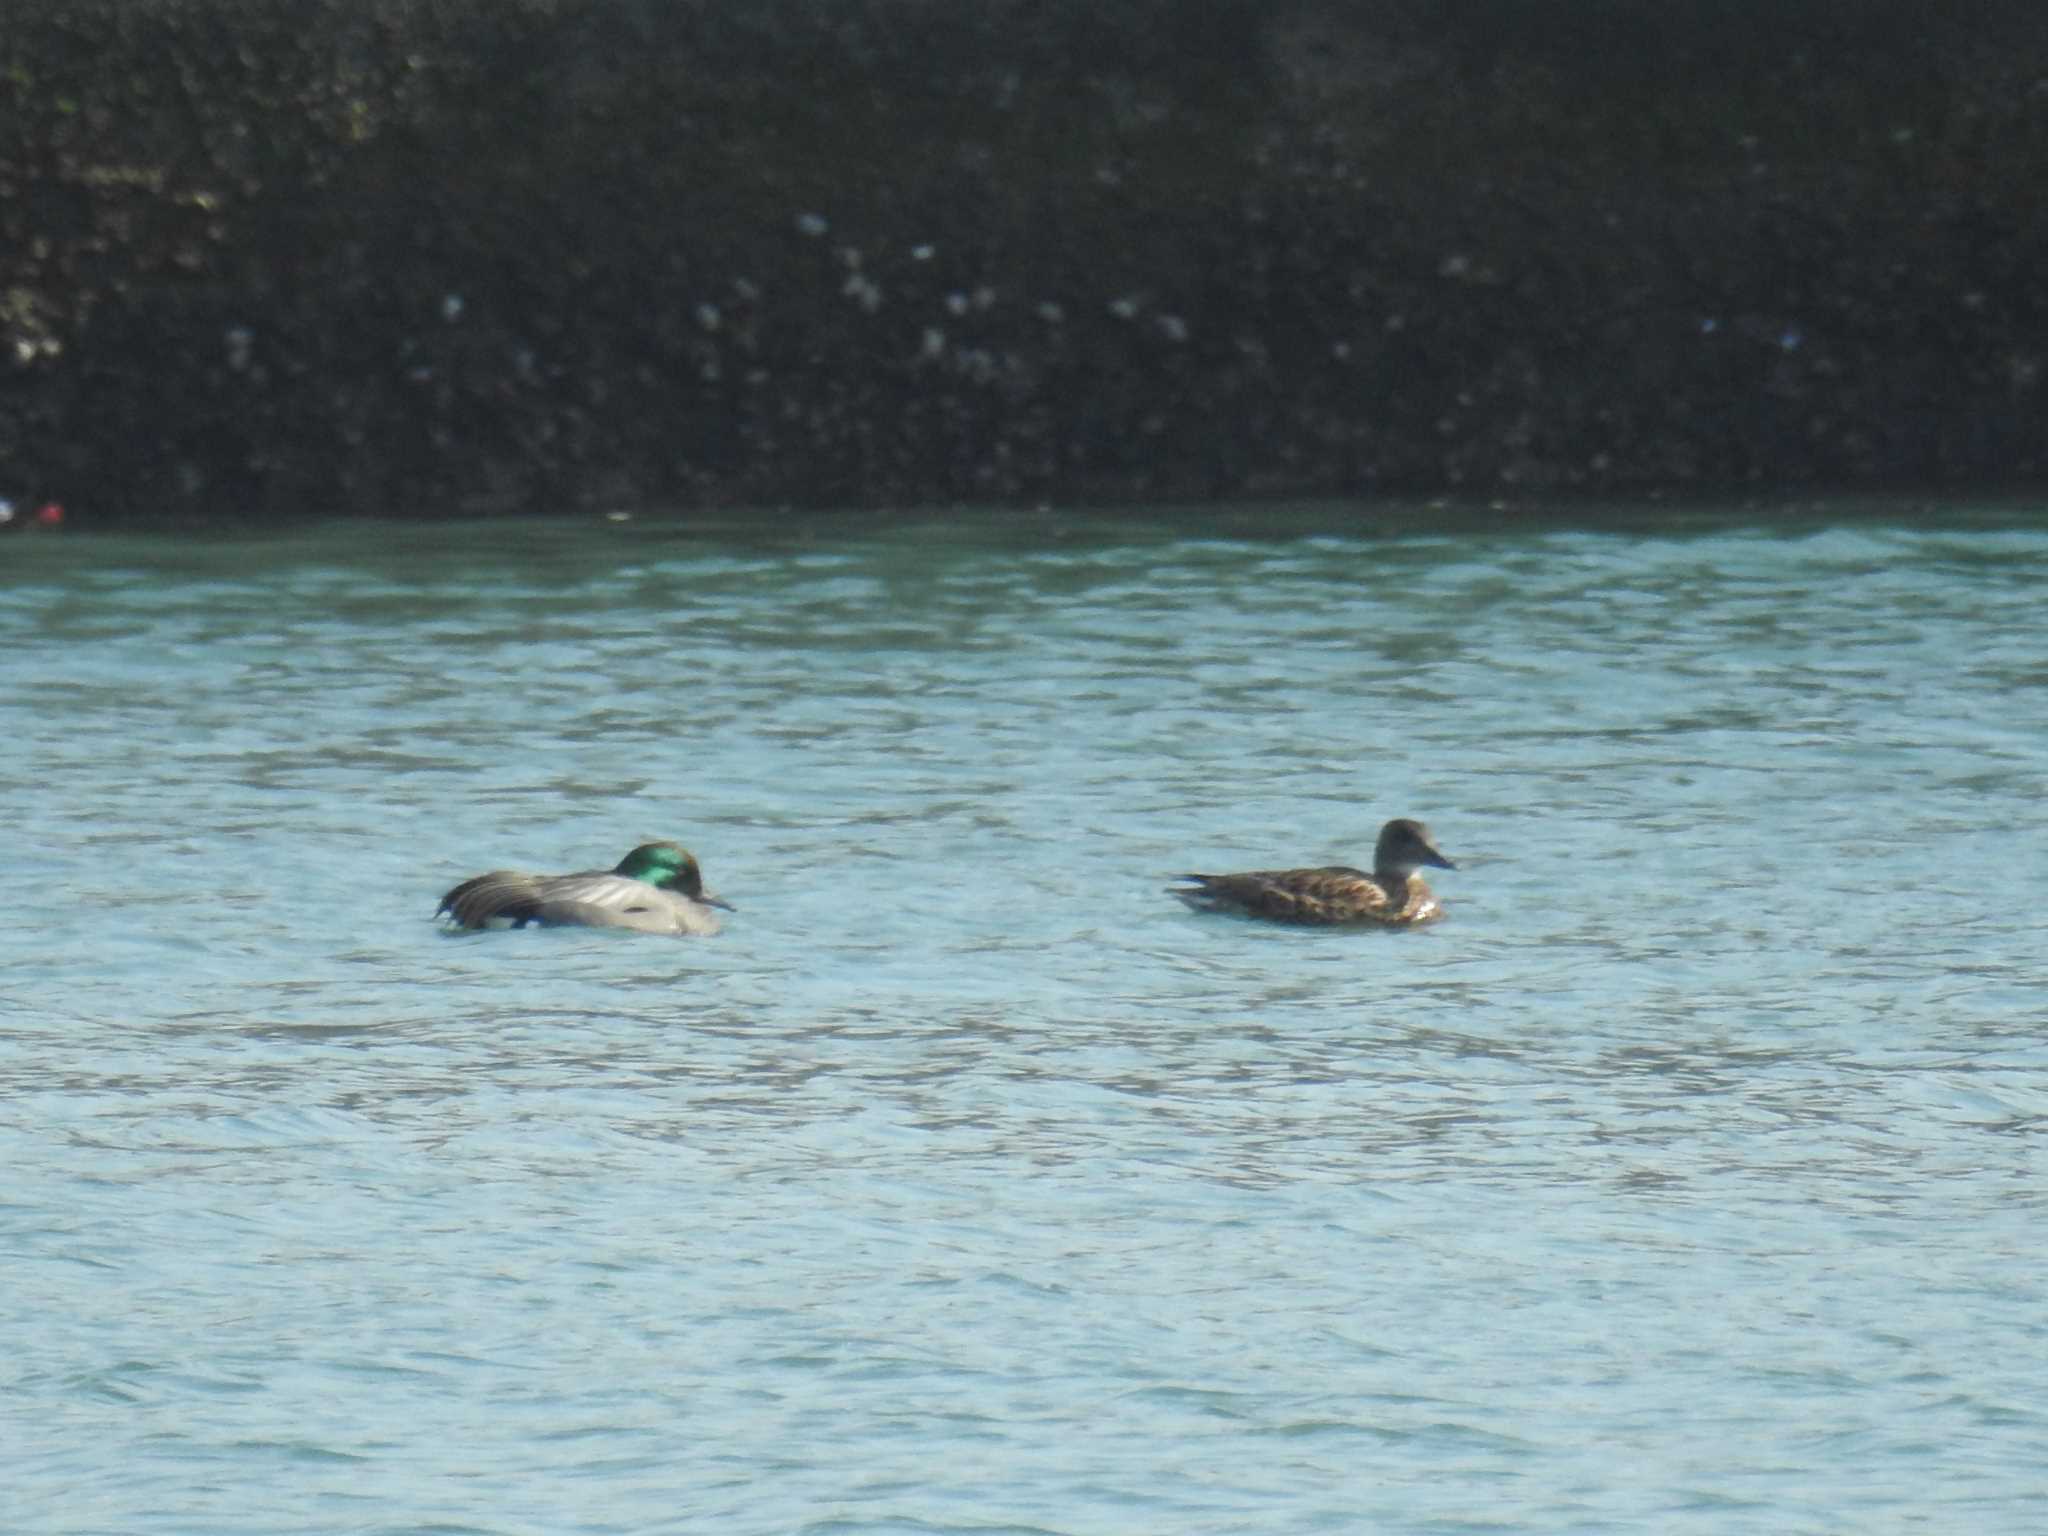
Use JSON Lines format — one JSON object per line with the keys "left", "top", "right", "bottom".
{"left": 437, "top": 841, "right": 732, "bottom": 935}
{"left": 1171, "top": 818, "right": 1457, "bottom": 927}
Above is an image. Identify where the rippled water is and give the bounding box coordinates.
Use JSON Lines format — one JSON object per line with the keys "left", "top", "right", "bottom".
{"left": 6, "top": 503, "right": 2046, "bottom": 1534}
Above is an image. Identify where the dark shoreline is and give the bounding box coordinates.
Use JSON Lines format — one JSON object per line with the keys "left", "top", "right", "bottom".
{"left": 5, "top": 0, "right": 2044, "bottom": 524}
{"left": 12, "top": 492, "right": 2046, "bottom": 549}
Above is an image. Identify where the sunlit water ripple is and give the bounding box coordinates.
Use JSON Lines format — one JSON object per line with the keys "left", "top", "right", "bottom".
{"left": 4, "top": 504, "right": 2046, "bottom": 1534}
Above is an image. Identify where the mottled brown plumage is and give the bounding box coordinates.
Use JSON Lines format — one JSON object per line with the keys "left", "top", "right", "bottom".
{"left": 437, "top": 841, "right": 731, "bottom": 935}
{"left": 1171, "top": 818, "right": 1456, "bottom": 927}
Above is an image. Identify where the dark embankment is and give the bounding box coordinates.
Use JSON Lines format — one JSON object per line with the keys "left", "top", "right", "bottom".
{"left": 4, "top": 0, "right": 2044, "bottom": 522}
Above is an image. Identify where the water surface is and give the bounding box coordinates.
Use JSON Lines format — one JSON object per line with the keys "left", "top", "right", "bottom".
{"left": 5, "top": 504, "right": 2046, "bottom": 1534}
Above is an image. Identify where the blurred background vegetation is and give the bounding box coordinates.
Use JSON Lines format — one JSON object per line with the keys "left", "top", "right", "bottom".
{"left": 4, "top": 0, "right": 2043, "bottom": 520}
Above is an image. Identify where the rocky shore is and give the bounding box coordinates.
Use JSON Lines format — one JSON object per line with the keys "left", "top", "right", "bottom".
{"left": 4, "top": 0, "right": 2043, "bottom": 521}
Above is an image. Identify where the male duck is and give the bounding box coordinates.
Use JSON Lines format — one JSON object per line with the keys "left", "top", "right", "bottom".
{"left": 437, "top": 841, "right": 732, "bottom": 935}
{"left": 1171, "top": 818, "right": 1457, "bottom": 927}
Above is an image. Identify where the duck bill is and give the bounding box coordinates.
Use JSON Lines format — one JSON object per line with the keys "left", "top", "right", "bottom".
{"left": 701, "top": 892, "right": 737, "bottom": 911}
{"left": 1425, "top": 850, "right": 1457, "bottom": 870}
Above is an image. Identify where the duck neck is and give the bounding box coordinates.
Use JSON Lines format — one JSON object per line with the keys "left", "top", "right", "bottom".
{"left": 1376, "top": 869, "right": 1427, "bottom": 910}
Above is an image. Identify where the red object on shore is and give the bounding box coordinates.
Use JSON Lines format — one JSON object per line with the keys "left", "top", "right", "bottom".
{"left": 34, "top": 502, "right": 64, "bottom": 526}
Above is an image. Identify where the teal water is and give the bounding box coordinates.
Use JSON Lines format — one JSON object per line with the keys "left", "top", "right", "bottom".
{"left": 4, "top": 505, "right": 2046, "bottom": 1534}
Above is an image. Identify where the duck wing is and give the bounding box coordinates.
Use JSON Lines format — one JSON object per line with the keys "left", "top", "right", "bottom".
{"left": 1172, "top": 866, "right": 1394, "bottom": 925}
{"left": 527, "top": 871, "right": 721, "bottom": 935}
{"left": 437, "top": 869, "right": 550, "bottom": 929}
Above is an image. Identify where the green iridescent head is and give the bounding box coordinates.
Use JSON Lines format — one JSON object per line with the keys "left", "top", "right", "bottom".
{"left": 611, "top": 842, "right": 733, "bottom": 909}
